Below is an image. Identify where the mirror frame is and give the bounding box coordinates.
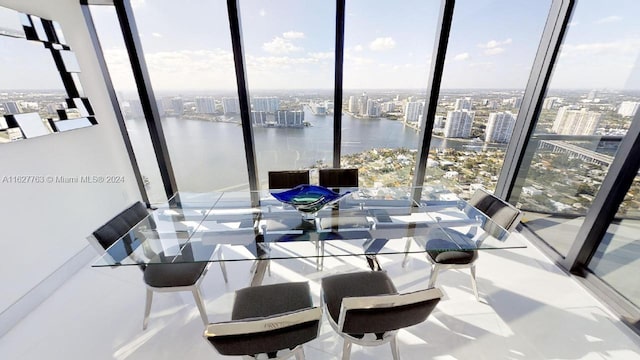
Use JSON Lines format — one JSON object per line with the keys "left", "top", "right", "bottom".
{"left": 0, "top": 6, "right": 97, "bottom": 142}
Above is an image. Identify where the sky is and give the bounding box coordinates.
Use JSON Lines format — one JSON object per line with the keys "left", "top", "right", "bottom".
{"left": 2, "top": 0, "right": 640, "bottom": 92}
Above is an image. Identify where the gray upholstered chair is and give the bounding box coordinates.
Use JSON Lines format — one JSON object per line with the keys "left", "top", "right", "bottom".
{"left": 88, "top": 201, "right": 226, "bottom": 330}
{"left": 422, "top": 188, "right": 522, "bottom": 301}
{"left": 204, "top": 282, "right": 322, "bottom": 360}
{"left": 321, "top": 271, "right": 442, "bottom": 360}
{"left": 318, "top": 168, "right": 358, "bottom": 189}
{"left": 268, "top": 170, "right": 310, "bottom": 189}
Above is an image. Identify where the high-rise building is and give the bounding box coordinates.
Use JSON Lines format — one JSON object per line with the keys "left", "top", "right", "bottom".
{"left": 275, "top": 110, "right": 304, "bottom": 127}
{"left": 365, "top": 99, "right": 380, "bottom": 117}
{"left": 454, "top": 98, "right": 472, "bottom": 111}
{"left": 542, "top": 97, "right": 557, "bottom": 110}
{"left": 348, "top": 96, "right": 357, "bottom": 113}
{"left": 618, "top": 101, "right": 640, "bottom": 117}
{"left": 251, "top": 111, "right": 267, "bottom": 125}
{"left": 444, "top": 110, "right": 474, "bottom": 138}
{"left": 485, "top": 111, "right": 516, "bottom": 143}
{"left": 170, "top": 97, "right": 184, "bottom": 116}
{"left": 2, "top": 101, "right": 21, "bottom": 114}
{"left": 587, "top": 89, "right": 598, "bottom": 100}
{"left": 358, "top": 92, "right": 368, "bottom": 115}
{"left": 404, "top": 101, "right": 424, "bottom": 122}
{"left": 381, "top": 102, "right": 395, "bottom": 113}
{"left": 222, "top": 97, "right": 240, "bottom": 114}
{"left": 503, "top": 97, "right": 522, "bottom": 109}
{"left": 195, "top": 96, "right": 216, "bottom": 114}
{"left": 252, "top": 97, "right": 279, "bottom": 112}
{"left": 552, "top": 106, "right": 601, "bottom": 135}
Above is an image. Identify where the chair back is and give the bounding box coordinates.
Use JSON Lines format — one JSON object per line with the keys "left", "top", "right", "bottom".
{"left": 338, "top": 288, "right": 442, "bottom": 334}
{"left": 468, "top": 189, "right": 522, "bottom": 232}
{"left": 319, "top": 168, "right": 358, "bottom": 188}
{"left": 268, "top": 170, "right": 310, "bottom": 189}
{"left": 90, "top": 202, "right": 150, "bottom": 250}
{"left": 205, "top": 307, "right": 322, "bottom": 356}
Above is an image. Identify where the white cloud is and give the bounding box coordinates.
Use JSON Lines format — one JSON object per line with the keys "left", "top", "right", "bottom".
{"left": 282, "top": 31, "right": 304, "bottom": 39}
{"left": 262, "top": 37, "right": 303, "bottom": 54}
{"left": 259, "top": 9, "right": 266, "bottom": 17}
{"left": 595, "top": 15, "right": 622, "bottom": 24}
{"left": 369, "top": 37, "right": 396, "bottom": 51}
{"left": 354, "top": 44, "right": 364, "bottom": 52}
{"left": 568, "top": 21, "right": 579, "bottom": 27}
{"left": 478, "top": 38, "right": 512, "bottom": 49}
{"left": 484, "top": 48, "right": 505, "bottom": 56}
{"left": 308, "top": 52, "right": 334, "bottom": 60}
{"left": 344, "top": 53, "right": 374, "bottom": 66}
{"left": 560, "top": 38, "right": 640, "bottom": 57}
{"left": 152, "top": 32, "right": 162, "bottom": 38}
{"left": 454, "top": 53, "right": 470, "bottom": 61}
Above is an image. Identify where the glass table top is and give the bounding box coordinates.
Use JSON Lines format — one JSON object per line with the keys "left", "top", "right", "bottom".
{"left": 92, "top": 188, "right": 525, "bottom": 267}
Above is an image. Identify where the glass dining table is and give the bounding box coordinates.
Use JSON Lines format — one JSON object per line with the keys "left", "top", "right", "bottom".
{"left": 92, "top": 187, "right": 525, "bottom": 284}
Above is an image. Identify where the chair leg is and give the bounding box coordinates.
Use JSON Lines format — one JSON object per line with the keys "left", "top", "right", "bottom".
{"left": 316, "top": 241, "right": 325, "bottom": 271}
{"left": 390, "top": 333, "right": 400, "bottom": 360}
{"left": 428, "top": 263, "right": 440, "bottom": 289}
{"left": 143, "top": 289, "right": 153, "bottom": 330}
{"left": 294, "top": 346, "right": 306, "bottom": 360}
{"left": 192, "top": 287, "right": 209, "bottom": 326}
{"left": 401, "top": 237, "right": 411, "bottom": 268}
{"left": 470, "top": 264, "right": 480, "bottom": 301}
{"left": 341, "top": 339, "right": 352, "bottom": 360}
{"left": 218, "top": 251, "right": 228, "bottom": 283}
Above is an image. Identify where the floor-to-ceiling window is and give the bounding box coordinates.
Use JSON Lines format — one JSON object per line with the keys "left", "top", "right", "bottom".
{"left": 509, "top": 0, "right": 640, "bottom": 256}
{"left": 99, "top": 0, "right": 248, "bottom": 192}
{"left": 589, "top": 174, "right": 640, "bottom": 307}
{"left": 90, "top": 5, "right": 166, "bottom": 202}
{"left": 339, "top": 0, "right": 438, "bottom": 190}
{"left": 238, "top": 0, "right": 335, "bottom": 188}
{"left": 422, "top": 0, "right": 551, "bottom": 201}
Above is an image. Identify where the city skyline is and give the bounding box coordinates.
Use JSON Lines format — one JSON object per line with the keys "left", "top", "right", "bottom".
{"left": 1, "top": 0, "right": 640, "bottom": 91}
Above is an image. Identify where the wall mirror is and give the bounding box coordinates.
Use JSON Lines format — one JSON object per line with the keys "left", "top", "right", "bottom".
{"left": 0, "top": 6, "right": 97, "bottom": 143}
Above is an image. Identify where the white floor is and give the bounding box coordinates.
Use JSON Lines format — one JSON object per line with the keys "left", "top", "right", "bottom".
{"left": 2, "top": 232, "right": 640, "bottom": 360}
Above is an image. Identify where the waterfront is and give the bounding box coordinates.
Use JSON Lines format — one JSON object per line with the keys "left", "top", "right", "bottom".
{"left": 126, "top": 108, "right": 500, "bottom": 200}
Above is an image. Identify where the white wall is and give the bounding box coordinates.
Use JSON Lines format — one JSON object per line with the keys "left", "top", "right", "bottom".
{"left": 0, "top": 0, "right": 142, "bottom": 313}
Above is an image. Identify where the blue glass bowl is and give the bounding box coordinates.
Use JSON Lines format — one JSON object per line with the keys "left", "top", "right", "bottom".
{"left": 271, "top": 185, "right": 351, "bottom": 214}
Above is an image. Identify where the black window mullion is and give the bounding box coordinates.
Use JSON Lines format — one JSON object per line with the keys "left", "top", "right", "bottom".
{"left": 80, "top": 1, "right": 150, "bottom": 205}
{"left": 332, "top": 0, "right": 345, "bottom": 168}
{"left": 227, "top": 0, "right": 259, "bottom": 205}
{"left": 494, "top": 0, "right": 575, "bottom": 202}
{"left": 113, "top": 0, "right": 178, "bottom": 199}
{"left": 411, "top": 0, "right": 456, "bottom": 204}
{"left": 564, "top": 112, "right": 640, "bottom": 271}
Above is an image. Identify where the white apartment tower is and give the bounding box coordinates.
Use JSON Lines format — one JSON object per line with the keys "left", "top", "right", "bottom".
{"left": 542, "top": 97, "right": 557, "bottom": 110}
{"left": 348, "top": 96, "right": 357, "bottom": 113}
{"left": 404, "top": 101, "right": 424, "bottom": 122}
{"left": 454, "top": 98, "right": 472, "bottom": 111}
{"left": 222, "top": 97, "right": 240, "bottom": 114}
{"left": 444, "top": 110, "right": 474, "bottom": 138}
{"left": 359, "top": 92, "right": 368, "bottom": 115}
{"left": 195, "top": 96, "right": 216, "bottom": 114}
{"left": 552, "top": 106, "right": 601, "bottom": 135}
{"left": 618, "top": 101, "right": 640, "bottom": 117}
{"left": 252, "top": 97, "right": 280, "bottom": 112}
{"left": 485, "top": 111, "right": 516, "bottom": 143}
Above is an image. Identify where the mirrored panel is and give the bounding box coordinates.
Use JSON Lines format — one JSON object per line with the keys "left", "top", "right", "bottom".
{"left": 0, "top": 5, "right": 98, "bottom": 143}
{"left": 0, "top": 7, "right": 25, "bottom": 38}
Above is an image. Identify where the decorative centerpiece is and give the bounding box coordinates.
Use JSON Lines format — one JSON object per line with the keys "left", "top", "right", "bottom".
{"left": 271, "top": 184, "right": 351, "bottom": 219}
